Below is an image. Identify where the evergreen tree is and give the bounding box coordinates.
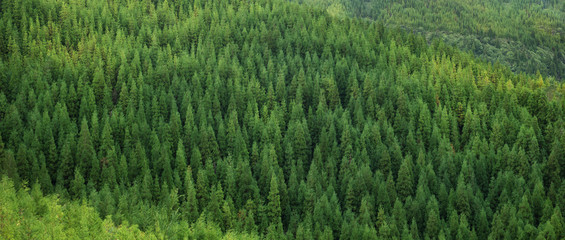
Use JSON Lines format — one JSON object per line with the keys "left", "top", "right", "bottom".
{"left": 426, "top": 196, "right": 441, "bottom": 238}
{"left": 70, "top": 168, "right": 86, "bottom": 199}
{"left": 268, "top": 174, "right": 282, "bottom": 226}
{"left": 77, "top": 118, "right": 98, "bottom": 184}
{"left": 397, "top": 155, "right": 414, "bottom": 200}
{"left": 0, "top": 139, "right": 18, "bottom": 184}
{"left": 184, "top": 167, "right": 199, "bottom": 222}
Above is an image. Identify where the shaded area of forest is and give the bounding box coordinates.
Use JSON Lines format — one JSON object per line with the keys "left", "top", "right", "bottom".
{"left": 297, "top": 0, "right": 565, "bottom": 80}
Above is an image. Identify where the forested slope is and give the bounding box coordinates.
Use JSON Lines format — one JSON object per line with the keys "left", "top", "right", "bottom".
{"left": 298, "top": 0, "right": 565, "bottom": 80}
{"left": 1, "top": 0, "right": 565, "bottom": 239}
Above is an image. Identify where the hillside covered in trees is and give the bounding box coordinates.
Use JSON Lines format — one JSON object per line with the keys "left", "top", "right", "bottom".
{"left": 298, "top": 0, "right": 565, "bottom": 80}
{"left": 0, "top": 176, "right": 257, "bottom": 239}
{"left": 1, "top": 0, "right": 565, "bottom": 239}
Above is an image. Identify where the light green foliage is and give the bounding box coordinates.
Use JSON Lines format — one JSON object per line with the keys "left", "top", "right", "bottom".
{"left": 0, "top": 177, "right": 155, "bottom": 239}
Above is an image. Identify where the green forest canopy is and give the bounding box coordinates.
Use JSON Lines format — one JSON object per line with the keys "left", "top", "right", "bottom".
{"left": 1, "top": 0, "right": 565, "bottom": 239}
{"left": 0, "top": 176, "right": 258, "bottom": 239}
{"left": 298, "top": 0, "right": 565, "bottom": 80}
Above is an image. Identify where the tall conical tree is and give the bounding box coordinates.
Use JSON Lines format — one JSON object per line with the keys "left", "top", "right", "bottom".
{"left": 397, "top": 155, "right": 414, "bottom": 200}
{"left": 183, "top": 167, "right": 199, "bottom": 222}
{"left": 207, "top": 183, "right": 224, "bottom": 225}
{"left": 37, "top": 154, "right": 52, "bottom": 193}
{"left": 175, "top": 140, "right": 188, "bottom": 189}
{"left": 70, "top": 167, "right": 85, "bottom": 199}
{"left": 77, "top": 118, "right": 97, "bottom": 184}
{"left": 236, "top": 158, "right": 259, "bottom": 208}
{"left": 92, "top": 66, "right": 107, "bottom": 104}
{"left": 0, "top": 137, "right": 18, "bottom": 184}
{"left": 196, "top": 168, "right": 210, "bottom": 210}
{"left": 58, "top": 135, "right": 74, "bottom": 188}
{"left": 544, "top": 137, "right": 563, "bottom": 186}
{"left": 426, "top": 196, "right": 441, "bottom": 238}
{"left": 268, "top": 173, "right": 282, "bottom": 227}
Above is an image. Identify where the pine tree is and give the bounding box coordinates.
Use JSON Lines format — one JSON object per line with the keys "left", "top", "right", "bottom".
{"left": 0, "top": 140, "right": 18, "bottom": 184}
{"left": 184, "top": 167, "right": 199, "bottom": 222}
{"left": 268, "top": 174, "right": 282, "bottom": 227}
{"left": 77, "top": 118, "right": 97, "bottom": 183}
{"left": 426, "top": 196, "right": 441, "bottom": 238}
{"left": 160, "top": 142, "right": 174, "bottom": 188}
{"left": 475, "top": 208, "right": 489, "bottom": 240}
{"left": 517, "top": 194, "right": 533, "bottom": 224}
{"left": 15, "top": 144, "right": 31, "bottom": 184}
{"left": 397, "top": 155, "right": 414, "bottom": 200}
{"left": 38, "top": 154, "right": 52, "bottom": 193}
{"left": 386, "top": 173, "right": 397, "bottom": 208}
{"left": 457, "top": 213, "right": 476, "bottom": 240}
{"left": 550, "top": 207, "right": 565, "bottom": 239}
{"left": 175, "top": 140, "right": 188, "bottom": 189}
{"left": 190, "top": 147, "right": 203, "bottom": 176}
{"left": 236, "top": 159, "right": 259, "bottom": 208}
{"left": 99, "top": 184, "right": 115, "bottom": 218}
{"left": 140, "top": 170, "right": 153, "bottom": 201}
{"left": 92, "top": 66, "right": 106, "bottom": 106}
{"left": 116, "top": 154, "right": 128, "bottom": 186}
{"left": 418, "top": 103, "right": 432, "bottom": 148}
{"left": 207, "top": 184, "right": 224, "bottom": 225}
{"left": 455, "top": 175, "right": 471, "bottom": 217}
{"left": 70, "top": 168, "right": 86, "bottom": 199}
{"left": 544, "top": 137, "right": 563, "bottom": 186}
{"left": 58, "top": 135, "right": 74, "bottom": 188}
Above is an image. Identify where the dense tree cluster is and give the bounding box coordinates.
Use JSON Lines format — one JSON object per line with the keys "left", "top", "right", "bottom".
{"left": 1, "top": 0, "right": 565, "bottom": 238}
{"left": 299, "top": 0, "right": 565, "bottom": 80}
{"left": 0, "top": 176, "right": 257, "bottom": 239}
{"left": 0, "top": 176, "right": 154, "bottom": 239}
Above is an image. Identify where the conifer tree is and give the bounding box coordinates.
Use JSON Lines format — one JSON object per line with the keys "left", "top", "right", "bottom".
{"left": 397, "top": 155, "right": 414, "bottom": 200}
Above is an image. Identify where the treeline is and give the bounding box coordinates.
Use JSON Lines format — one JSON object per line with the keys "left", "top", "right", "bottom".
{"left": 298, "top": 0, "right": 565, "bottom": 80}
{"left": 1, "top": 0, "right": 565, "bottom": 239}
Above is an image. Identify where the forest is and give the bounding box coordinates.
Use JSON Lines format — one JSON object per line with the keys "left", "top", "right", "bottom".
{"left": 1, "top": 0, "right": 565, "bottom": 239}
{"left": 299, "top": 0, "right": 565, "bottom": 80}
